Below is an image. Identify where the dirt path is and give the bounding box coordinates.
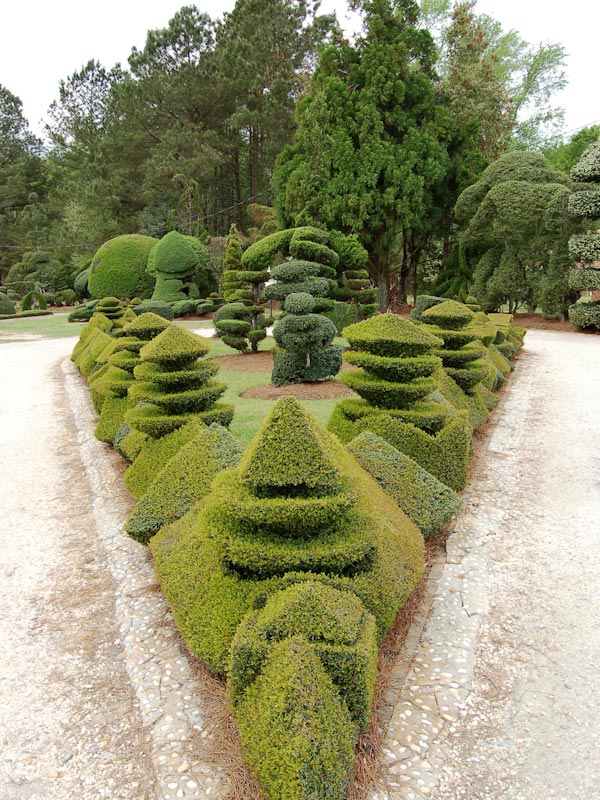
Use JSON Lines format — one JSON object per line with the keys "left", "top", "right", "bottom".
{"left": 372, "top": 330, "right": 600, "bottom": 799}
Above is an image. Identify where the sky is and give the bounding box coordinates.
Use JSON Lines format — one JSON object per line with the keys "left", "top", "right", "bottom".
{"left": 0, "top": 0, "right": 598, "bottom": 141}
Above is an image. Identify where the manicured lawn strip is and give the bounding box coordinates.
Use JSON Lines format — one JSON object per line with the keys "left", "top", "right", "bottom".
{"left": 0, "top": 312, "right": 85, "bottom": 340}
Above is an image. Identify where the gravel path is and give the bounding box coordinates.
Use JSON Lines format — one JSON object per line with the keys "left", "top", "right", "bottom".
{"left": 371, "top": 330, "right": 600, "bottom": 800}
{"left": 1, "top": 329, "right": 598, "bottom": 800}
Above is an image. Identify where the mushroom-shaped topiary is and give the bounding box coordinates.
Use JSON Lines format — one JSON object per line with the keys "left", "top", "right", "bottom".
{"left": 148, "top": 231, "right": 208, "bottom": 304}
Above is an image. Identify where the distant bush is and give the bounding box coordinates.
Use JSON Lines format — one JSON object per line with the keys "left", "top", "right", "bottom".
{"left": 88, "top": 234, "right": 157, "bottom": 299}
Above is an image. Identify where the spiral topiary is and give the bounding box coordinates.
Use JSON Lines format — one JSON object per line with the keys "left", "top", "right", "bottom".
{"left": 126, "top": 324, "right": 233, "bottom": 438}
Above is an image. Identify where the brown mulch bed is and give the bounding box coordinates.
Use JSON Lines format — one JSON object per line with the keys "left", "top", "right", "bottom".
{"left": 243, "top": 380, "right": 356, "bottom": 400}
{"left": 215, "top": 351, "right": 273, "bottom": 371}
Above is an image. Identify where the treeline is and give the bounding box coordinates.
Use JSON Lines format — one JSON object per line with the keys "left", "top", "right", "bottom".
{"left": 0, "top": 0, "right": 595, "bottom": 312}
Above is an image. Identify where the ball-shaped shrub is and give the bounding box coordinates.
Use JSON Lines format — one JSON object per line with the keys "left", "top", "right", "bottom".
{"left": 88, "top": 234, "right": 158, "bottom": 299}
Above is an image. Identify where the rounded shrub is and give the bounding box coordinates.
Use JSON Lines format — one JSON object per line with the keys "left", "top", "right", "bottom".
{"left": 0, "top": 292, "right": 15, "bottom": 315}
{"left": 88, "top": 234, "right": 157, "bottom": 299}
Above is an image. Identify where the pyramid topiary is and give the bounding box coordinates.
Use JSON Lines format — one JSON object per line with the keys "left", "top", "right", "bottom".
{"left": 567, "top": 138, "right": 600, "bottom": 329}
{"left": 151, "top": 397, "right": 424, "bottom": 799}
{"left": 151, "top": 397, "right": 423, "bottom": 671}
{"left": 126, "top": 324, "right": 233, "bottom": 438}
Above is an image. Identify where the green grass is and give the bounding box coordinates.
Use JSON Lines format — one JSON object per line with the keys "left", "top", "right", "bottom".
{"left": 0, "top": 312, "right": 85, "bottom": 341}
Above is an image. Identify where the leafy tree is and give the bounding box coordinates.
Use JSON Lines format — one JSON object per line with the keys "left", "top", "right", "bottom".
{"left": 544, "top": 126, "right": 600, "bottom": 175}
{"left": 0, "top": 86, "right": 48, "bottom": 281}
{"left": 454, "top": 151, "right": 577, "bottom": 313}
{"left": 275, "top": 0, "right": 449, "bottom": 308}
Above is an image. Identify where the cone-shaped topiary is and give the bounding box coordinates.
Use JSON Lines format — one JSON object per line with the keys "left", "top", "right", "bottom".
{"left": 150, "top": 396, "right": 424, "bottom": 673}
{"left": 567, "top": 138, "right": 600, "bottom": 329}
{"left": 222, "top": 223, "right": 252, "bottom": 303}
{"left": 334, "top": 313, "right": 447, "bottom": 433}
{"left": 126, "top": 424, "right": 243, "bottom": 544}
{"left": 126, "top": 324, "right": 233, "bottom": 438}
{"left": 271, "top": 292, "right": 343, "bottom": 384}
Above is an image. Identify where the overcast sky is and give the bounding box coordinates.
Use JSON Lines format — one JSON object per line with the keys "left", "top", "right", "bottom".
{"left": 1, "top": 0, "right": 598, "bottom": 140}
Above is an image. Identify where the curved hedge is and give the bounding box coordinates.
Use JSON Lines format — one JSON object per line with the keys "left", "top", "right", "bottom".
{"left": 88, "top": 234, "right": 157, "bottom": 299}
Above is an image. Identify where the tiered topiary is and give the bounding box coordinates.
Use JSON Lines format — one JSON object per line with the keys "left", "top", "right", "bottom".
{"left": 567, "top": 138, "right": 600, "bottom": 329}
{"left": 271, "top": 292, "right": 342, "bottom": 385}
{"left": 420, "top": 300, "right": 489, "bottom": 392}
{"left": 348, "top": 432, "right": 462, "bottom": 539}
{"left": 126, "top": 324, "right": 233, "bottom": 438}
{"left": 328, "top": 230, "right": 378, "bottom": 322}
{"left": 150, "top": 397, "right": 424, "bottom": 799}
{"left": 151, "top": 396, "right": 424, "bottom": 669}
{"left": 126, "top": 423, "right": 243, "bottom": 544}
{"left": 222, "top": 223, "right": 251, "bottom": 303}
{"left": 148, "top": 231, "right": 208, "bottom": 304}
{"left": 329, "top": 314, "right": 471, "bottom": 491}
{"left": 332, "top": 313, "right": 447, "bottom": 434}
{"left": 91, "top": 312, "right": 172, "bottom": 443}
{"left": 88, "top": 234, "right": 158, "bottom": 299}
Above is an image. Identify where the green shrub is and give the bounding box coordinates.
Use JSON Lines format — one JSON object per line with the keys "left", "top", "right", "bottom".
{"left": 0, "top": 292, "right": 15, "bottom": 315}
{"left": 21, "top": 290, "right": 47, "bottom": 311}
{"left": 229, "top": 581, "right": 377, "bottom": 727}
{"left": 124, "top": 419, "right": 206, "bottom": 498}
{"left": 568, "top": 299, "right": 600, "bottom": 329}
{"left": 348, "top": 433, "right": 462, "bottom": 538}
{"left": 126, "top": 424, "right": 243, "bottom": 544}
{"left": 344, "top": 313, "right": 443, "bottom": 357}
{"left": 113, "top": 425, "right": 149, "bottom": 462}
{"left": 132, "top": 300, "right": 174, "bottom": 320}
{"left": 73, "top": 266, "right": 90, "bottom": 298}
{"left": 569, "top": 267, "right": 600, "bottom": 291}
{"left": 150, "top": 397, "right": 424, "bottom": 673}
{"left": 421, "top": 299, "right": 475, "bottom": 330}
{"left": 409, "top": 294, "right": 446, "bottom": 321}
{"left": 88, "top": 234, "right": 157, "bottom": 299}
{"left": 271, "top": 293, "right": 342, "bottom": 384}
{"left": 54, "top": 288, "right": 77, "bottom": 306}
{"left": 234, "top": 636, "right": 356, "bottom": 800}
{"left": 339, "top": 411, "right": 472, "bottom": 492}
{"left": 95, "top": 397, "right": 130, "bottom": 443}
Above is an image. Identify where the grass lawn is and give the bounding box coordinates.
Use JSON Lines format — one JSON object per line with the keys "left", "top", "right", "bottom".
{"left": 0, "top": 310, "right": 346, "bottom": 442}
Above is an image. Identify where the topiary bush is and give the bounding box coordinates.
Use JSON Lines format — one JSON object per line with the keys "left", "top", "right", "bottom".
{"left": 0, "top": 292, "right": 15, "bottom": 315}
{"left": 150, "top": 397, "right": 424, "bottom": 672}
{"left": 126, "top": 424, "right": 243, "bottom": 544}
{"left": 271, "top": 292, "right": 343, "bottom": 384}
{"left": 126, "top": 324, "right": 233, "bottom": 438}
{"left": 21, "top": 290, "right": 48, "bottom": 311}
{"left": 230, "top": 583, "right": 377, "bottom": 799}
{"left": 347, "top": 432, "right": 462, "bottom": 538}
{"left": 148, "top": 231, "right": 208, "bottom": 304}
{"left": 88, "top": 234, "right": 157, "bottom": 299}
{"left": 567, "top": 138, "right": 600, "bottom": 329}
{"left": 214, "top": 302, "right": 272, "bottom": 354}
{"left": 131, "top": 299, "right": 174, "bottom": 320}
{"left": 151, "top": 397, "right": 423, "bottom": 799}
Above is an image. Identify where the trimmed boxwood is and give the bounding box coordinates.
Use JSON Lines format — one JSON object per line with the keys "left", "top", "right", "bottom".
{"left": 234, "top": 636, "right": 356, "bottom": 800}
{"left": 124, "top": 419, "right": 207, "bottom": 498}
{"left": 348, "top": 432, "right": 462, "bottom": 538}
{"left": 150, "top": 397, "right": 424, "bottom": 674}
{"left": 0, "top": 292, "right": 15, "bottom": 315}
{"left": 126, "top": 424, "right": 243, "bottom": 544}
{"left": 568, "top": 299, "right": 600, "bottom": 329}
